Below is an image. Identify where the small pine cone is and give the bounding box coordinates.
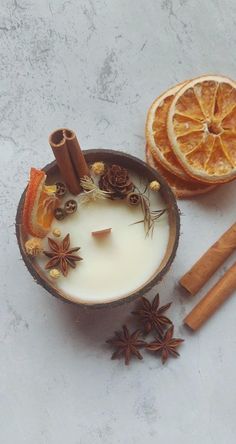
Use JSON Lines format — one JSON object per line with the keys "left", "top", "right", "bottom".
{"left": 99, "top": 164, "right": 134, "bottom": 199}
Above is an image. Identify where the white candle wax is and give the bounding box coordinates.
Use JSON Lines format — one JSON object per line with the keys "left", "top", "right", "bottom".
{"left": 36, "top": 179, "right": 170, "bottom": 304}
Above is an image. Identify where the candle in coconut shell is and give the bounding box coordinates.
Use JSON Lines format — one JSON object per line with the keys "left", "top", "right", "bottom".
{"left": 35, "top": 162, "right": 169, "bottom": 305}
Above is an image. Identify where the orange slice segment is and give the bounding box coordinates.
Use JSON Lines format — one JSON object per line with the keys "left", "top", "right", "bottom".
{"left": 23, "top": 168, "right": 59, "bottom": 238}
{"left": 146, "top": 82, "right": 193, "bottom": 181}
{"left": 168, "top": 75, "right": 236, "bottom": 183}
{"left": 145, "top": 144, "right": 216, "bottom": 199}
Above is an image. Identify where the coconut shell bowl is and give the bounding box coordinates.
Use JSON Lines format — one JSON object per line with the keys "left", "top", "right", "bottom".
{"left": 16, "top": 149, "right": 180, "bottom": 309}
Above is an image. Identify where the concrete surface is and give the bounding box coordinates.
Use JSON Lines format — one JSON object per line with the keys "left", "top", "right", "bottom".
{"left": 1, "top": 0, "right": 236, "bottom": 443}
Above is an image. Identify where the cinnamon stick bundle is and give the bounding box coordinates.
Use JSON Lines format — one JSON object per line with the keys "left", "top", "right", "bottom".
{"left": 184, "top": 261, "right": 236, "bottom": 330}
{"left": 49, "top": 129, "right": 89, "bottom": 195}
{"left": 179, "top": 223, "right": 236, "bottom": 295}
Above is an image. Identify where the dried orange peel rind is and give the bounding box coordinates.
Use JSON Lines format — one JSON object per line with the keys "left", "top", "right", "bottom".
{"left": 167, "top": 75, "right": 236, "bottom": 184}
{"left": 23, "top": 168, "right": 59, "bottom": 238}
{"left": 145, "top": 81, "right": 192, "bottom": 181}
{"left": 146, "top": 144, "right": 216, "bottom": 199}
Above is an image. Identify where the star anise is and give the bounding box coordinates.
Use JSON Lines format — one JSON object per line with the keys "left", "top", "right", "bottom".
{"left": 146, "top": 326, "right": 184, "bottom": 364}
{"left": 132, "top": 294, "right": 172, "bottom": 335}
{"left": 43, "top": 233, "right": 82, "bottom": 277}
{"left": 106, "top": 325, "right": 146, "bottom": 365}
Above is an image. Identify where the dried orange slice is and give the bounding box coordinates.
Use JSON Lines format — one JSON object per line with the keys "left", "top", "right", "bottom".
{"left": 146, "top": 81, "right": 193, "bottom": 181}
{"left": 146, "top": 145, "right": 216, "bottom": 199}
{"left": 23, "top": 168, "right": 58, "bottom": 238}
{"left": 167, "top": 75, "right": 236, "bottom": 184}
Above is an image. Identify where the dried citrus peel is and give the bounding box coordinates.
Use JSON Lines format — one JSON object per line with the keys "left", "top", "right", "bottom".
{"left": 146, "top": 81, "right": 192, "bottom": 181}
{"left": 23, "top": 168, "right": 58, "bottom": 238}
{"left": 146, "top": 144, "right": 216, "bottom": 199}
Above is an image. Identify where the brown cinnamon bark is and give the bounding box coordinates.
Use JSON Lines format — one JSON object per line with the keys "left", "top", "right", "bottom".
{"left": 184, "top": 261, "right": 236, "bottom": 330}
{"left": 49, "top": 129, "right": 80, "bottom": 195}
{"left": 64, "top": 129, "right": 90, "bottom": 180}
{"left": 179, "top": 223, "right": 236, "bottom": 295}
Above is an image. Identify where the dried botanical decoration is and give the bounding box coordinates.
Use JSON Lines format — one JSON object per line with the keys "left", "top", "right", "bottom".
{"left": 99, "top": 164, "right": 134, "bottom": 199}
{"left": 146, "top": 326, "right": 184, "bottom": 364}
{"left": 54, "top": 207, "right": 65, "bottom": 221}
{"left": 43, "top": 233, "right": 82, "bottom": 277}
{"left": 64, "top": 199, "right": 77, "bottom": 215}
{"left": 22, "top": 168, "right": 59, "bottom": 238}
{"left": 149, "top": 180, "right": 160, "bottom": 192}
{"left": 55, "top": 182, "right": 67, "bottom": 197}
{"left": 81, "top": 164, "right": 166, "bottom": 235}
{"left": 106, "top": 325, "right": 146, "bottom": 365}
{"left": 49, "top": 269, "right": 61, "bottom": 279}
{"left": 91, "top": 162, "right": 105, "bottom": 175}
{"left": 80, "top": 176, "right": 111, "bottom": 204}
{"left": 132, "top": 193, "right": 167, "bottom": 237}
{"left": 25, "top": 238, "right": 43, "bottom": 256}
{"left": 132, "top": 294, "right": 172, "bottom": 335}
{"left": 127, "top": 192, "right": 141, "bottom": 206}
{"left": 52, "top": 228, "right": 61, "bottom": 237}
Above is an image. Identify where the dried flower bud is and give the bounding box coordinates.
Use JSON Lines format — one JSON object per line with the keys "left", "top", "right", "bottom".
{"left": 54, "top": 207, "right": 65, "bottom": 220}
{"left": 149, "top": 180, "right": 160, "bottom": 192}
{"left": 25, "top": 238, "right": 43, "bottom": 256}
{"left": 127, "top": 192, "right": 141, "bottom": 206}
{"left": 91, "top": 162, "right": 105, "bottom": 175}
{"left": 52, "top": 228, "right": 61, "bottom": 237}
{"left": 64, "top": 199, "right": 77, "bottom": 215}
{"left": 49, "top": 269, "right": 61, "bottom": 279}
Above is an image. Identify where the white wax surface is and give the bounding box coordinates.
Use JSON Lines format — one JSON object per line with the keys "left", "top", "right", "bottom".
{"left": 37, "top": 184, "right": 170, "bottom": 304}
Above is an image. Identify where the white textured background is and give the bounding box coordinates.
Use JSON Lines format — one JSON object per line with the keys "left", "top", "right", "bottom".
{"left": 1, "top": 1, "right": 236, "bottom": 443}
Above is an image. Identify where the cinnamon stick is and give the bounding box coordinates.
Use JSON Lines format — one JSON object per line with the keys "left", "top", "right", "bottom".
{"left": 49, "top": 129, "right": 80, "bottom": 195}
{"left": 179, "top": 223, "right": 236, "bottom": 295}
{"left": 63, "top": 129, "right": 90, "bottom": 180}
{"left": 184, "top": 261, "right": 236, "bottom": 330}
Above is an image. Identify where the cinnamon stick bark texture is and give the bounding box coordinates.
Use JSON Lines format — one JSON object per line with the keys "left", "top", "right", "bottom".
{"left": 49, "top": 129, "right": 80, "bottom": 195}
{"left": 64, "top": 130, "right": 90, "bottom": 180}
{"left": 184, "top": 261, "right": 236, "bottom": 331}
{"left": 179, "top": 223, "right": 236, "bottom": 295}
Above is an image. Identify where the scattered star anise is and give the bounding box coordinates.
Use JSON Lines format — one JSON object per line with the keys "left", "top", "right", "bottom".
{"left": 43, "top": 233, "right": 82, "bottom": 277}
{"left": 146, "top": 325, "right": 184, "bottom": 364}
{"left": 106, "top": 325, "right": 146, "bottom": 365}
{"left": 132, "top": 294, "right": 172, "bottom": 335}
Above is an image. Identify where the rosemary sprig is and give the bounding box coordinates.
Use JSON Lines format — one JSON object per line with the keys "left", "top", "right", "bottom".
{"left": 131, "top": 192, "right": 167, "bottom": 237}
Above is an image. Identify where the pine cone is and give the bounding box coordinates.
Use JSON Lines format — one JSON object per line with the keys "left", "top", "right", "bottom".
{"left": 99, "top": 164, "right": 134, "bottom": 199}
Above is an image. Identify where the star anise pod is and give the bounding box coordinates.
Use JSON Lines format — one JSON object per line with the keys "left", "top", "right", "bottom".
{"left": 146, "top": 326, "right": 184, "bottom": 364}
{"left": 132, "top": 294, "right": 172, "bottom": 335}
{"left": 106, "top": 325, "right": 146, "bottom": 365}
{"left": 43, "top": 233, "right": 82, "bottom": 277}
